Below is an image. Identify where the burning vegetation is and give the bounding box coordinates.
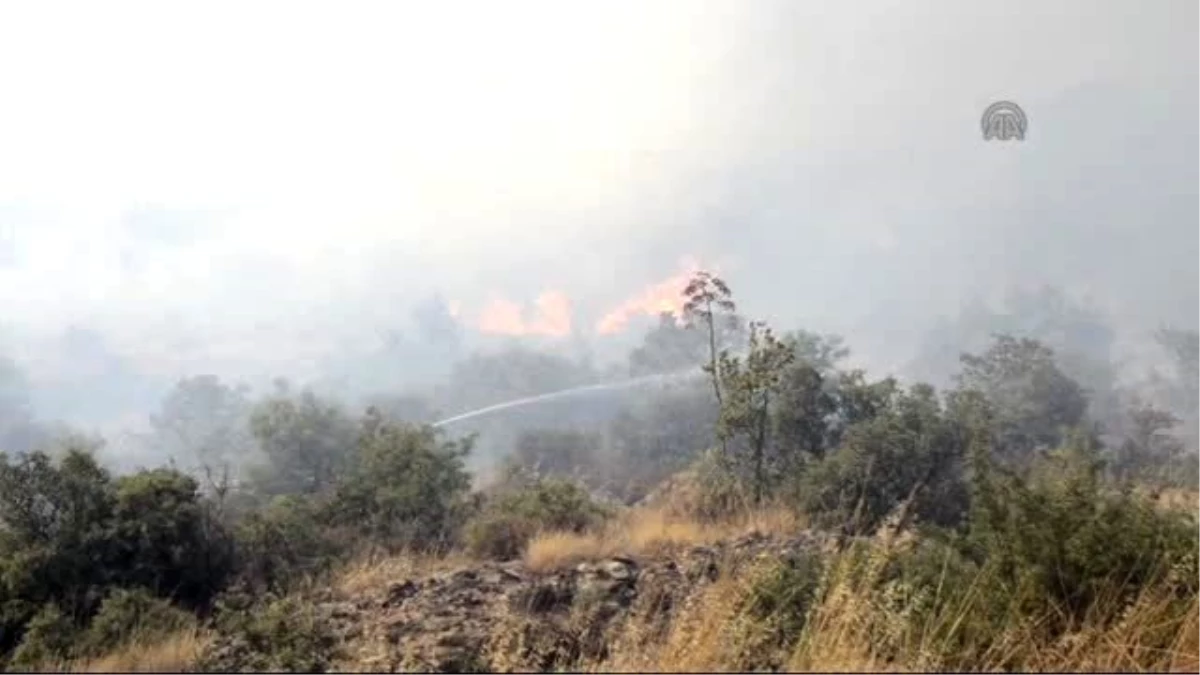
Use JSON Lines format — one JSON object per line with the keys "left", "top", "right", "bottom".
{"left": 0, "top": 270, "right": 1196, "bottom": 673}
{"left": 463, "top": 257, "right": 701, "bottom": 339}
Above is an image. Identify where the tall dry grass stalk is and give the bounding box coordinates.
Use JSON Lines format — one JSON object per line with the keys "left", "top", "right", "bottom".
{"left": 37, "top": 627, "right": 211, "bottom": 673}
{"left": 591, "top": 503, "right": 1200, "bottom": 673}
{"left": 597, "top": 559, "right": 768, "bottom": 673}
{"left": 523, "top": 503, "right": 803, "bottom": 572}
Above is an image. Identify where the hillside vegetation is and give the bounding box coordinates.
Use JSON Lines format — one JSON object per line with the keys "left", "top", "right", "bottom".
{"left": 0, "top": 273, "right": 1196, "bottom": 673}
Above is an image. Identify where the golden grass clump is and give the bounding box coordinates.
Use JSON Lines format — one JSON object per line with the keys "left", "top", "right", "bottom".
{"left": 37, "top": 627, "right": 211, "bottom": 674}
{"left": 523, "top": 504, "right": 803, "bottom": 572}
{"left": 596, "top": 560, "right": 764, "bottom": 673}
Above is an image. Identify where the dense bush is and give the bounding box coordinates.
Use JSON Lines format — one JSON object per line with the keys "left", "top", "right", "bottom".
{"left": 108, "top": 469, "right": 236, "bottom": 607}
{"left": 77, "top": 588, "right": 192, "bottom": 658}
{"left": 199, "top": 592, "right": 339, "bottom": 672}
{"left": 464, "top": 473, "right": 612, "bottom": 560}
{"left": 0, "top": 446, "right": 234, "bottom": 659}
{"left": 5, "top": 603, "right": 75, "bottom": 671}
{"left": 794, "top": 384, "right": 970, "bottom": 534}
{"left": 246, "top": 385, "right": 358, "bottom": 498}
{"left": 735, "top": 552, "right": 826, "bottom": 670}
{"left": 688, "top": 447, "right": 752, "bottom": 520}
{"left": 233, "top": 495, "right": 344, "bottom": 593}
{"left": 956, "top": 335, "right": 1088, "bottom": 464}
{"left": 964, "top": 433, "right": 1199, "bottom": 620}
{"left": 325, "top": 413, "right": 473, "bottom": 553}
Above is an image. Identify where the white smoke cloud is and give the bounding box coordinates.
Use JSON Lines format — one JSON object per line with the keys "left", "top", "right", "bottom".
{"left": 0, "top": 0, "right": 1193, "bottom": 415}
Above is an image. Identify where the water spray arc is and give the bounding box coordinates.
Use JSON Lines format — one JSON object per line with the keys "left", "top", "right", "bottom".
{"left": 431, "top": 368, "right": 706, "bottom": 428}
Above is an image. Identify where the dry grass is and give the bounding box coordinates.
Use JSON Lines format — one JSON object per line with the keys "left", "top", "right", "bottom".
{"left": 786, "top": 531, "right": 1200, "bottom": 674}
{"left": 1157, "top": 488, "right": 1200, "bottom": 514}
{"left": 523, "top": 504, "right": 803, "bottom": 572}
{"left": 37, "top": 627, "right": 211, "bottom": 673}
{"left": 334, "top": 548, "right": 473, "bottom": 597}
{"left": 596, "top": 552, "right": 1200, "bottom": 673}
{"left": 598, "top": 562, "right": 762, "bottom": 672}
{"left": 587, "top": 507, "right": 1200, "bottom": 673}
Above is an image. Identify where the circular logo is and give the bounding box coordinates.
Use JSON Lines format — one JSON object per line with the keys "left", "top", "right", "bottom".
{"left": 981, "top": 101, "right": 1027, "bottom": 141}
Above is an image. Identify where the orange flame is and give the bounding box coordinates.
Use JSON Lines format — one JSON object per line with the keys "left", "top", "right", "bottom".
{"left": 476, "top": 290, "right": 573, "bottom": 338}
{"left": 465, "top": 257, "right": 708, "bottom": 338}
{"left": 595, "top": 258, "right": 702, "bottom": 335}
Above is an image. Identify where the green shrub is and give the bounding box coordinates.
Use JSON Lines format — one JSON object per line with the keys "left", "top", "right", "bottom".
{"left": 0, "top": 448, "right": 234, "bottom": 663}
{"left": 734, "top": 552, "right": 825, "bottom": 669}
{"left": 234, "top": 495, "right": 344, "bottom": 593}
{"left": 795, "top": 385, "right": 969, "bottom": 534}
{"left": 325, "top": 414, "right": 473, "bottom": 553}
{"left": 462, "top": 511, "right": 530, "bottom": 561}
{"left": 690, "top": 447, "right": 751, "bottom": 520}
{"left": 199, "top": 592, "right": 339, "bottom": 672}
{"left": 872, "top": 536, "right": 996, "bottom": 667}
{"left": 7, "top": 603, "right": 75, "bottom": 671}
{"left": 464, "top": 476, "right": 611, "bottom": 560}
{"left": 246, "top": 386, "right": 358, "bottom": 498}
{"left": 78, "top": 588, "right": 192, "bottom": 658}
{"left": 109, "top": 468, "right": 236, "bottom": 607}
{"left": 0, "top": 447, "right": 116, "bottom": 622}
{"left": 966, "top": 433, "right": 1199, "bottom": 624}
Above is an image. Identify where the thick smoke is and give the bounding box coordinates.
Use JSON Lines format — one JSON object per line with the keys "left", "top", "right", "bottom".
{"left": 0, "top": 1, "right": 1194, "bottom": 462}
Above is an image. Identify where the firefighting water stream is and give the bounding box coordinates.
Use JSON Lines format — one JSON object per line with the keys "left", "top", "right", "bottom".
{"left": 431, "top": 368, "right": 705, "bottom": 428}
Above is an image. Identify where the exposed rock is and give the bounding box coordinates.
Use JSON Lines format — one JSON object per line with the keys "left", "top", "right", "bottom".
{"left": 203, "top": 532, "right": 832, "bottom": 673}
{"left": 384, "top": 580, "right": 419, "bottom": 607}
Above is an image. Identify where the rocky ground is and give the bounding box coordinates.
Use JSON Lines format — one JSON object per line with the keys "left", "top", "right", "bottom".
{"left": 203, "top": 530, "right": 841, "bottom": 673}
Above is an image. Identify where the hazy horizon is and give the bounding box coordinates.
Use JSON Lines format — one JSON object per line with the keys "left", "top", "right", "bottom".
{"left": 0, "top": 0, "right": 1195, "bottom": 439}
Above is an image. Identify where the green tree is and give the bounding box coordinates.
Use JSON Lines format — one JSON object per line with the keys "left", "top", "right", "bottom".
{"left": 233, "top": 495, "right": 342, "bottom": 593}
{"left": 463, "top": 474, "right": 610, "bottom": 560}
{"left": 964, "top": 430, "right": 1198, "bottom": 623}
{"left": 325, "top": 411, "right": 472, "bottom": 551}
{"left": 1112, "top": 401, "right": 1188, "bottom": 486}
{"left": 718, "top": 321, "right": 796, "bottom": 503}
{"left": 78, "top": 588, "right": 192, "bottom": 658}
{"left": 825, "top": 370, "right": 899, "bottom": 449}
{"left": 628, "top": 312, "right": 711, "bottom": 377}
{"left": 0, "top": 445, "right": 233, "bottom": 657}
{"left": 150, "top": 375, "right": 253, "bottom": 490}
{"left": 798, "top": 384, "right": 969, "bottom": 534}
{"left": 0, "top": 444, "right": 115, "bottom": 620}
{"left": 108, "top": 469, "right": 234, "bottom": 607}
{"left": 7, "top": 603, "right": 75, "bottom": 670}
{"left": 782, "top": 330, "right": 849, "bottom": 374}
{"left": 682, "top": 271, "right": 740, "bottom": 424}
{"left": 773, "top": 361, "right": 837, "bottom": 464}
{"left": 956, "top": 335, "right": 1088, "bottom": 464}
{"left": 248, "top": 384, "right": 357, "bottom": 497}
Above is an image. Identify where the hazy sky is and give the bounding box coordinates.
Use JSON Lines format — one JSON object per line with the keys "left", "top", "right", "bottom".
{"left": 0, "top": 1, "right": 1195, "bottom": 394}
